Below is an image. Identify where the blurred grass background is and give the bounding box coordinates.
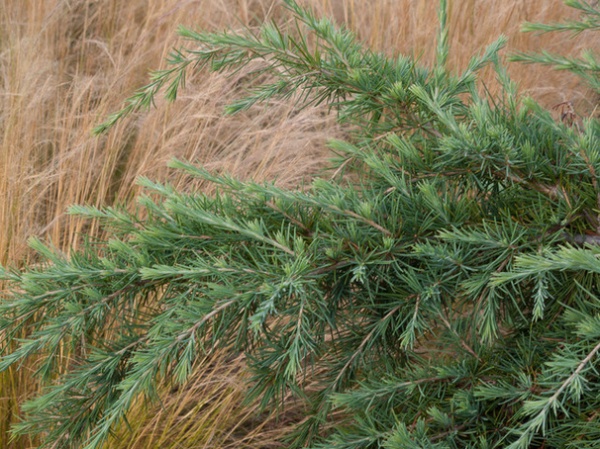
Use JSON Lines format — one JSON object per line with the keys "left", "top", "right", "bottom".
{"left": 0, "top": 1, "right": 597, "bottom": 447}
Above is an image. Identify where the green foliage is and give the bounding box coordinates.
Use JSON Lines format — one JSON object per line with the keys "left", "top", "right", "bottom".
{"left": 3, "top": 1, "right": 600, "bottom": 448}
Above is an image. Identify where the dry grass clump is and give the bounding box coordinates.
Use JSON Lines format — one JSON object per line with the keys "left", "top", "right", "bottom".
{"left": 0, "top": 0, "right": 338, "bottom": 265}
{"left": 105, "top": 352, "right": 301, "bottom": 449}
{"left": 0, "top": 0, "right": 598, "bottom": 448}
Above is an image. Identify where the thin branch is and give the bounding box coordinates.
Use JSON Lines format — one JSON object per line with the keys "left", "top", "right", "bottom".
{"left": 332, "top": 303, "right": 403, "bottom": 388}
{"left": 547, "top": 338, "right": 600, "bottom": 408}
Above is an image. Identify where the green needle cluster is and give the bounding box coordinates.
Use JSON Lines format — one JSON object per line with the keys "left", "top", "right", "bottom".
{"left": 2, "top": 1, "right": 600, "bottom": 448}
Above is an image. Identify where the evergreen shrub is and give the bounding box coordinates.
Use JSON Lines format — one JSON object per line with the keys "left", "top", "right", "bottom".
{"left": 1, "top": 0, "right": 600, "bottom": 447}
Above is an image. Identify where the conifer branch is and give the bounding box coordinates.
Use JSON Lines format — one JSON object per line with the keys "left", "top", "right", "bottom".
{"left": 2, "top": 1, "right": 600, "bottom": 448}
